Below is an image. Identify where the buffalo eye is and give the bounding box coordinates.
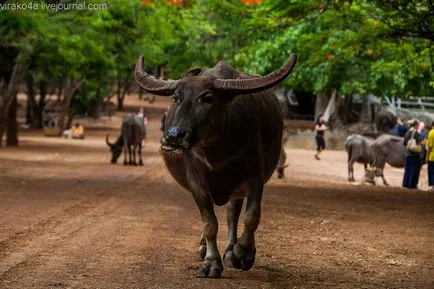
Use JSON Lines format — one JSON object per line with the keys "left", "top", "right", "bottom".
{"left": 197, "top": 93, "right": 213, "bottom": 104}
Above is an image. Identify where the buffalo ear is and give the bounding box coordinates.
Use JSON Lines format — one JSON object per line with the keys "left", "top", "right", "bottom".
{"left": 183, "top": 68, "right": 202, "bottom": 77}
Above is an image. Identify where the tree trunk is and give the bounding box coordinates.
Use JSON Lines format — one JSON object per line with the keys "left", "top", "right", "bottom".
{"left": 315, "top": 93, "right": 329, "bottom": 120}
{"left": 0, "top": 59, "right": 29, "bottom": 147}
{"left": 360, "top": 94, "right": 370, "bottom": 123}
{"left": 6, "top": 93, "right": 18, "bottom": 146}
{"left": 159, "top": 66, "right": 165, "bottom": 79}
{"left": 117, "top": 79, "right": 124, "bottom": 111}
{"left": 57, "top": 78, "right": 83, "bottom": 131}
{"left": 57, "top": 85, "right": 63, "bottom": 103}
{"left": 26, "top": 77, "right": 39, "bottom": 128}
{"left": 116, "top": 76, "right": 132, "bottom": 111}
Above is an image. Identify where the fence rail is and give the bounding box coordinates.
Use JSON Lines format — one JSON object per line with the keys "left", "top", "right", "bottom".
{"left": 384, "top": 96, "right": 434, "bottom": 112}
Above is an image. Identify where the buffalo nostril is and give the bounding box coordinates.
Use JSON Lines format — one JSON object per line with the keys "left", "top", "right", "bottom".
{"left": 167, "top": 126, "right": 180, "bottom": 138}
{"left": 167, "top": 126, "right": 188, "bottom": 140}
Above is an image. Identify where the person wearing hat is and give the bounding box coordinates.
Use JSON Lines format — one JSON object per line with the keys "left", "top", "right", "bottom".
{"left": 402, "top": 119, "right": 425, "bottom": 189}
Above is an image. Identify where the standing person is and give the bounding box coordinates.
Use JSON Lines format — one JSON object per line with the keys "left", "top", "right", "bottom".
{"left": 425, "top": 121, "right": 434, "bottom": 190}
{"left": 403, "top": 120, "right": 425, "bottom": 189}
{"left": 314, "top": 114, "right": 328, "bottom": 160}
{"left": 418, "top": 122, "right": 428, "bottom": 166}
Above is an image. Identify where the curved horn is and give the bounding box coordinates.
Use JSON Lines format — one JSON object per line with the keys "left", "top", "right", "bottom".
{"left": 105, "top": 133, "right": 113, "bottom": 147}
{"left": 135, "top": 56, "right": 179, "bottom": 96}
{"left": 213, "top": 54, "right": 297, "bottom": 93}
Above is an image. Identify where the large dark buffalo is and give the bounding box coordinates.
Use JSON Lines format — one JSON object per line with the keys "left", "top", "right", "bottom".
{"left": 345, "top": 134, "right": 375, "bottom": 183}
{"left": 135, "top": 54, "right": 297, "bottom": 278}
{"left": 106, "top": 115, "right": 146, "bottom": 165}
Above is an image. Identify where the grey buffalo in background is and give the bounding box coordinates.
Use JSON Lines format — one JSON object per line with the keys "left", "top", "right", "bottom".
{"left": 345, "top": 134, "right": 376, "bottom": 183}
{"left": 345, "top": 134, "right": 406, "bottom": 185}
{"left": 136, "top": 53, "right": 296, "bottom": 278}
{"left": 106, "top": 115, "right": 147, "bottom": 165}
{"left": 369, "top": 134, "right": 406, "bottom": 185}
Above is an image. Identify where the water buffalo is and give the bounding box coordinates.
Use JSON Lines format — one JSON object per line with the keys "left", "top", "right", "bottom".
{"left": 345, "top": 134, "right": 406, "bottom": 185}
{"left": 368, "top": 134, "right": 406, "bottom": 185}
{"left": 135, "top": 54, "right": 297, "bottom": 278}
{"left": 106, "top": 115, "right": 146, "bottom": 165}
{"left": 375, "top": 107, "right": 397, "bottom": 133}
{"left": 345, "top": 134, "right": 376, "bottom": 183}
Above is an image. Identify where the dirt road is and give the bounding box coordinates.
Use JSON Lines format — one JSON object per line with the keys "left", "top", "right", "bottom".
{"left": 1, "top": 104, "right": 433, "bottom": 288}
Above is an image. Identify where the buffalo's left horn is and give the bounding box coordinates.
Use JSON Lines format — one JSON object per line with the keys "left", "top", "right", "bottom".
{"left": 135, "top": 56, "right": 180, "bottom": 96}
{"left": 105, "top": 133, "right": 113, "bottom": 147}
{"left": 213, "top": 53, "right": 297, "bottom": 94}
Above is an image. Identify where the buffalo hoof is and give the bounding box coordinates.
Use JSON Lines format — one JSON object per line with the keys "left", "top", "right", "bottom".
{"left": 138, "top": 161, "right": 144, "bottom": 166}
{"left": 129, "top": 161, "right": 134, "bottom": 166}
{"left": 196, "top": 258, "right": 223, "bottom": 278}
{"left": 232, "top": 243, "right": 256, "bottom": 271}
{"left": 132, "top": 162, "right": 138, "bottom": 166}
{"left": 223, "top": 249, "right": 235, "bottom": 268}
{"left": 123, "top": 161, "right": 128, "bottom": 166}
{"left": 196, "top": 245, "right": 206, "bottom": 261}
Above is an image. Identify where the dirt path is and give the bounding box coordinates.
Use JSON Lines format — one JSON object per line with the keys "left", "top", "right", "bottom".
{"left": 0, "top": 102, "right": 433, "bottom": 289}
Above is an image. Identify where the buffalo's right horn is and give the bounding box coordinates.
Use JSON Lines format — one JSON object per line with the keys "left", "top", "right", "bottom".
{"left": 135, "top": 56, "right": 180, "bottom": 96}
{"left": 213, "top": 53, "right": 297, "bottom": 94}
{"left": 105, "top": 133, "right": 113, "bottom": 147}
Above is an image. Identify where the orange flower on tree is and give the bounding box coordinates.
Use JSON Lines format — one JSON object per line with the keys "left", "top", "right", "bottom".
{"left": 241, "top": 0, "right": 263, "bottom": 7}
{"left": 139, "top": 0, "right": 152, "bottom": 7}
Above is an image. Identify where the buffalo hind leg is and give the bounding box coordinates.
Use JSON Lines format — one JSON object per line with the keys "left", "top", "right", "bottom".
{"left": 132, "top": 145, "right": 137, "bottom": 166}
{"left": 232, "top": 178, "right": 262, "bottom": 271}
{"left": 123, "top": 146, "right": 128, "bottom": 166}
{"left": 223, "top": 198, "right": 244, "bottom": 267}
{"left": 193, "top": 194, "right": 223, "bottom": 278}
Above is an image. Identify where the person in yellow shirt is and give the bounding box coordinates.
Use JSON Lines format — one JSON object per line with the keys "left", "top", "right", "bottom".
{"left": 71, "top": 122, "right": 84, "bottom": 139}
{"left": 426, "top": 121, "right": 434, "bottom": 189}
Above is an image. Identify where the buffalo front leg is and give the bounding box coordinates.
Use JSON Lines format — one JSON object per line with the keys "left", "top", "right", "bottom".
{"left": 196, "top": 234, "right": 206, "bottom": 261}
{"left": 128, "top": 145, "right": 133, "bottom": 165}
{"left": 232, "top": 178, "right": 263, "bottom": 271}
{"left": 348, "top": 161, "right": 355, "bottom": 182}
{"left": 376, "top": 168, "right": 389, "bottom": 186}
{"left": 223, "top": 198, "right": 244, "bottom": 267}
{"left": 193, "top": 194, "right": 223, "bottom": 278}
{"left": 138, "top": 143, "right": 144, "bottom": 166}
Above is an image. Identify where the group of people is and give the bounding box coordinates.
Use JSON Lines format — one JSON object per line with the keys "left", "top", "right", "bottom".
{"left": 314, "top": 113, "right": 434, "bottom": 190}
{"left": 402, "top": 119, "right": 434, "bottom": 190}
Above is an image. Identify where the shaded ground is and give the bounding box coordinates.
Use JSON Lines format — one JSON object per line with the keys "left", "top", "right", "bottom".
{"left": 0, "top": 96, "right": 433, "bottom": 289}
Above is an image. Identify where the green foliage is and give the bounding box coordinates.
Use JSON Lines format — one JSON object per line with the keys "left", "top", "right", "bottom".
{"left": 0, "top": 0, "right": 432, "bottom": 110}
